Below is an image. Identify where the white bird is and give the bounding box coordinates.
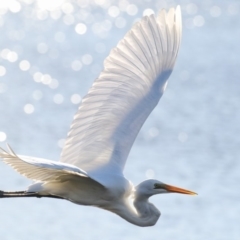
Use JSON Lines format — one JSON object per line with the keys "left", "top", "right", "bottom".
{"left": 0, "top": 6, "right": 196, "bottom": 227}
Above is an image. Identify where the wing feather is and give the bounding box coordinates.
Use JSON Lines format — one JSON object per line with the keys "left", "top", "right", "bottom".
{"left": 60, "top": 6, "right": 182, "bottom": 174}
{"left": 0, "top": 146, "right": 90, "bottom": 182}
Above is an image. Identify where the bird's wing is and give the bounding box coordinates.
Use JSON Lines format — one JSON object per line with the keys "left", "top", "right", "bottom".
{"left": 60, "top": 6, "right": 182, "bottom": 174}
{"left": 0, "top": 145, "right": 103, "bottom": 187}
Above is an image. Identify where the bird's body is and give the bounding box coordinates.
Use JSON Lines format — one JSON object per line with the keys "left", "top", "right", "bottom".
{"left": 0, "top": 6, "right": 197, "bottom": 227}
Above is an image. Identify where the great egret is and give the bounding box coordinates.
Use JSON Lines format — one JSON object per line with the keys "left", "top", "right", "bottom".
{"left": 0, "top": 6, "right": 196, "bottom": 227}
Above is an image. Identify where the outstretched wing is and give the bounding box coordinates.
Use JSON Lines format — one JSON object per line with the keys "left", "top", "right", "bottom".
{"left": 0, "top": 145, "right": 100, "bottom": 184}
{"left": 60, "top": 6, "right": 182, "bottom": 174}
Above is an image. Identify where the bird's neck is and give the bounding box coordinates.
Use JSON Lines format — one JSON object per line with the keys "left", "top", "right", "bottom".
{"left": 113, "top": 196, "right": 160, "bottom": 227}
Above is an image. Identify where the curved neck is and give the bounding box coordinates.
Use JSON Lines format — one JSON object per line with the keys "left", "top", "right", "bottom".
{"left": 113, "top": 197, "right": 160, "bottom": 227}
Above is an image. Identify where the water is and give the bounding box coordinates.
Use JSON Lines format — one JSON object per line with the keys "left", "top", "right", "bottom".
{"left": 0, "top": 1, "right": 240, "bottom": 239}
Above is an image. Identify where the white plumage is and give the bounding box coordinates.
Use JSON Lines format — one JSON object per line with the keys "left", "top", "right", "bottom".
{"left": 60, "top": 6, "right": 182, "bottom": 174}
{"left": 0, "top": 6, "right": 196, "bottom": 227}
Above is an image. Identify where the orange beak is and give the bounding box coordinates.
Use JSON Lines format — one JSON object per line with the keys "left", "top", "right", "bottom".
{"left": 156, "top": 183, "right": 197, "bottom": 195}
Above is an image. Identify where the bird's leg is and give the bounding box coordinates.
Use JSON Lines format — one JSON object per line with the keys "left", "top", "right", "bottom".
{"left": 0, "top": 190, "right": 65, "bottom": 199}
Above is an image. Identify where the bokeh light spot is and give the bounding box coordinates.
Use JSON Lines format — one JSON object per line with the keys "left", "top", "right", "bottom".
{"left": 82, "top": 54, "right": 93, "bottom": 65}
{"left": 0, "top": 131, "right": 7, "bottom": 142}
{"left": 49, "top": 78, "right": 59, "bottom": 89}
{"left": 186, "top": 3, "right": 198, "bottom": 15}
{"left": 19, "top": 60, "right": 30, "bottom": 71}
{"left": 7, "top": 51, "right": 18, "bottom": 62}
{"left": 63, "top": 14, "right": 75, "bottom": 25}
{"left": 108, "top": 6, "right": 120, "bottom": 18}
{"left": 24, "top": 104, "right": 34, "bottom": 114}
{"left": 71, "top": 60, "right": 82, "bottom": 71}
{"left": 126, "top": 4, "right": 138, "bottom": 16}
{"left": 58, "top": 138, "right": 65, "bottom": 148}
{"left": 75, "top": 23, "right": 87, "bottom": 35}
{"left": 61, "top": 2, "right": 74, "bottom": 14}
{"left": 210, "top": 6, "right": 222, "bottom": 17}
{"left": 0, "top": 66, "right": 6, "bottom": 76}
{"left": 71, "top": 94, "right": 81, "bottom": 104}
{"left": 193, "top": 15, "right": 205, "bottom": 27}
{"left": 9, "top": 0, "right": 21, "bottom": 13}
{"left": 143, "top": 8, "right": 154, "bottom": 16}
{"left": 37, "top": 0, "right": 65, "bottom": 11}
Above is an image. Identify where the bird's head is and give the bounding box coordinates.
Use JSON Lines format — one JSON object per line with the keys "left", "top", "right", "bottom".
{"left": 135, "top": 179, "right": 197, "bottom": 199}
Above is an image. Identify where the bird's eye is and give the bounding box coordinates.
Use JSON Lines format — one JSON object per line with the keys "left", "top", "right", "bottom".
{"left": 154, "top": 183, "right": 158, "bottom": 189}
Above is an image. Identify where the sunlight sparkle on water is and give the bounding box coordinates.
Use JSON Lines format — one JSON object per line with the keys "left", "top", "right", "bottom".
{"left": 24, "top": 104, "right": 34, "bottom": 114}
{"left": 193, "top": 15, "right": 205, "bottom": 27}
{"left": 0, "top": 131, "right": 7, "bottom": 142}
{"left": 82, "top": 54, "right": 93, "bottom": 65}
{"left": 0, "top": 66, "right": 6, "bottom": 76}
{"left": 75, "top": 23, "right": 87, "bottom": 35}
{"left": 1, "top": 49, "right": 10, "bottom": 59}
{"left": 210, "top": 6, "right": 222, "bottom": 17}
{"left": 33, "top": 72, "right": 43, "bottom": 83}
{"left": 10, "top": 1, "right": 21, "bottom": 13}
{"left": 41, "top": 74, "right": 52, "bottom": 85}
{"left": 71, "top": 60, "right": 82, "bottom": 71}
{"left": 126, "top": 4, "right": 138, "bottom": 16}
{"left": 186, "top": 3, "right": 198, "bottom": 15}
{"left": 61, "top": 2, "right": 74, "bottom": 14}
{"left": 37, "top": 0, "right": 65, "bottom": 11}
{"left": 58, "top": 138, "right": 65, "bottom": 148}
{"left": 50, "top": 9, "right": 62, "bottom": 19}
{"left": 228, "top": 3, "right": 239, "bottom": 15}
{"left": 7, "top": 51, "right": 18, "bottom": 62}
{"left": 143, "top": 8, "right": 154, "bottom": 16}
{"left": 148, "top": 127, "right": 159, "bottom": 138}
{"left": 19, "top": 60, "right": 30, "bottom": 71}
{"left": 63, "top": 14, "right": 75, "bottom": 25}
{"left": 36, "top": 9, "right": 48, "bottom": 20}
{"left": 71, "top": 94, "right": 81, "bottom": 104}
{"left": 108, "top": 6, "right": 120, "bottom": 18}
{"left": 49, "top": 78, "right": 59, "bottom": 89}
{"left": 6, "top": 51, "right": 18, "bottom": 62}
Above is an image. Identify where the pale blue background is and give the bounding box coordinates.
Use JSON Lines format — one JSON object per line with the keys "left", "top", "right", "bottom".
{"left": 0, "top": 0, "right": 240, "bottom": 239}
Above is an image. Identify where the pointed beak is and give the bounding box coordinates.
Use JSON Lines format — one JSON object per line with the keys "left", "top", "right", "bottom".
{"left": 157, "top": 183, "right": 197, "bottom": 195}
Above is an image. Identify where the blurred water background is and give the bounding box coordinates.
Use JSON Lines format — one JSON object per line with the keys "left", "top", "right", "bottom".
{"left": 0, "top": 0, "right": 240, "bottom": 239}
